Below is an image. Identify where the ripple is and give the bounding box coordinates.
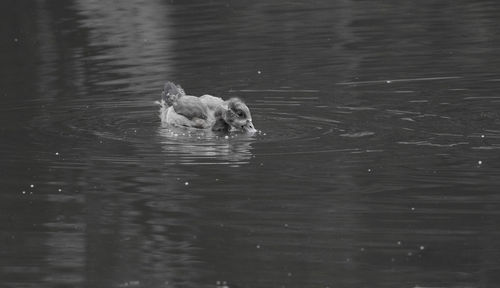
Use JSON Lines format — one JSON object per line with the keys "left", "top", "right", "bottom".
{"left": 252, "top": 111, "right": 340, "bottom": 145}
{"left": 340, "top": 131, "right": 375, "bottom": 138}
{"left": 157, "top": 125, "right": 255, "bottom": 166}
{"left": 229, "top": 89, "right": 320, "bottom": 93}
{"left": 154, "top": 92, "right": 349, "bottom": 161}
{"left": 18, "top": 90, "right": 353, "bottom": 166}
{"left": 336, "top": 76, "right": 462, "bottom": 86}
{"left": 29, "top": 98, "right": 156, "bottom": 145}
{"left": 397, "top": 141, "right": 470, "bottom": 147}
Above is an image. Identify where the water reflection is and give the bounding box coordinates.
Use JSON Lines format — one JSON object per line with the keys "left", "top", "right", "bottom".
{"left": 158, "top": 124, "right": 254, "bottom": 166}
{"left": 2, "top": 0, "right": 500, "bottom": 287}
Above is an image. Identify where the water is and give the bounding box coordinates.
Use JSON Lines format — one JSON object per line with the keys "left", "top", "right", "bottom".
{"left": 2, "top": 1, "right": 500, "bottom": 287}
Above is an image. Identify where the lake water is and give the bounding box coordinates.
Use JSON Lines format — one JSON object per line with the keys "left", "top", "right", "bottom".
{"left": 2, "top": 1, "right": 500, "bottom": 287}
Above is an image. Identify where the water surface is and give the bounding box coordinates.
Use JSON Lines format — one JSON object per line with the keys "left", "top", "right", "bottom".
{"left": 2, "top": 1, "right": 500, "bottom": 287}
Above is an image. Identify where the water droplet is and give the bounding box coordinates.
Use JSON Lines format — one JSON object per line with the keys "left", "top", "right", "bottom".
{"left": 397, "top": 241, "right": 402, "bottom": 245}
{"left": 420, "top": 245, "right": 425, "bottom": 250}
{"left": 30, "top": 184, "right": 34, "bottom": 188}
{"left": 58, "top": 188, "right": 62, "bottom": 192}
{"left": 481, "top": 134, "right": 485, "bottom": 138}
{"left": 386, "top": 80, "right": 392, "bottom": 83}
{"left": 256, "top": 244, "right": 261, "bottom": 249}
{"left": 257, "top": 70, "right": 262, "bottom": 74}
{"left": 184, "top": 182, "right": 189, "bottom": 186}
{"left": 55, "top": 152, "right": 59, "bottom": 156}
{"left": 478, "top": 160, "right": 482, "bottom": 165}
{"left": 224, "top": 135, "right": 229, "bottom": 139}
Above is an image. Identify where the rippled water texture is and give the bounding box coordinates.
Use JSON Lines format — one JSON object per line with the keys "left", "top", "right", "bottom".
{"left": 2, "top": 1, "right": 500, "bottom": 287}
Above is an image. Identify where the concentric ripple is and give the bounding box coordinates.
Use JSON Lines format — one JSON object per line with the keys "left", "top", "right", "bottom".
{"left": 19, "top": 82, "right": 499, "bottom": 168}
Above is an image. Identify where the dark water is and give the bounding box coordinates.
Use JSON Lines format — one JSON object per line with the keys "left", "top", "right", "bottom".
{"left": 2, "top": 1, "right": 500, "bottom": 287}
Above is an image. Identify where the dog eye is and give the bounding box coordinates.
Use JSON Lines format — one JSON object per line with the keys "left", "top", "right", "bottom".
{"left": 235, "top": 110, "right": 245, "bottom": 117}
